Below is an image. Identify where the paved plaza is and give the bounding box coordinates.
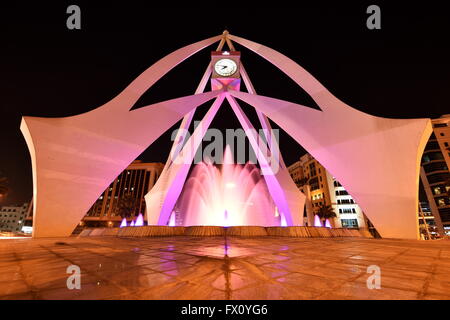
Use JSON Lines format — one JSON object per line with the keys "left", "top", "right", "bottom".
{"left": 0, "top": 236, "right": 450, "bottom": 300}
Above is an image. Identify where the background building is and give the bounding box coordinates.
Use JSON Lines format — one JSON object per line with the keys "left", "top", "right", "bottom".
{"left": 420, "top": 114, "right": 450, "bottom": 236}
{"left": 418, "top": 201, "right": 439, "bottom": 239}
{"left": 289, "top": 154, "right": 368, "bottom": 230}
{"left": 0, "top": 202, "right": 30, "bottom": 232}
{"left": 81, "top": 161, "right": 164, "bottom": 228}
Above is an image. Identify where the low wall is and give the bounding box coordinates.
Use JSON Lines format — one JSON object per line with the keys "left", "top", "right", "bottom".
{"left": 79, "top": 226, "right": 372, "bottom": 239}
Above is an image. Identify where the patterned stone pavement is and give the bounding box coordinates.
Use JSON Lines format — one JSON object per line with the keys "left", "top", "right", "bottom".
{"left": 0, "top": 236, "right": 450, "bottom": 300}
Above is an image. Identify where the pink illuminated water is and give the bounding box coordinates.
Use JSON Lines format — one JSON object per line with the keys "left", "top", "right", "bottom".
{"left": 120, "top": 218, "right": 127, "bottom": 228}
{"left": 130, "top": 220, "right": 135, "bottom": 227}
{"left": 314, "top": 215, "right": 322, "bottom": 227}
{"left": 175, "top": 146, "right": 280, "bottom": 226}
{"left": 169, "top": 211, "right": 176, "bottom": 226}
{"left": 325, "top": 219, "right": 332, "bottom": 228}
{"left": 135, "top": 213, "right": 144, "bottom": 227}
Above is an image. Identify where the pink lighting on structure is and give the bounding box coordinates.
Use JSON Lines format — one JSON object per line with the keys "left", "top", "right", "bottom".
{"left": 130, "top": 220, "right": 135, "bottom": 227}
{"left": 20, "top": 31, "right": 430, "bottom": 239}
{"left": 314, "top": 215, "right": 322, "bottom": 227}
{"left": 120, "top": 218, "right": 127, "bottom": 228}
{"left": 135, "top": 213, "right": 144, "bottom": 227}
{"left": 169, "top": 211, "right": 176, "bottom": 226}
{"left": 280, "top": 212, "right": 287, "bottom": 227}
{"left": 223, "top": 210, "right": 229, "bottom": 227}
{"left": 176, "top": 146, "right": 278, "bottom": 226}
{"left": 325, "top": 219, "right": 332, "bottom": 228}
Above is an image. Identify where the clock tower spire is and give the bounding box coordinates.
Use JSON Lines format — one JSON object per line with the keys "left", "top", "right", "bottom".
{"left": 211, "top": 30, "right": 241, "bottom": 91}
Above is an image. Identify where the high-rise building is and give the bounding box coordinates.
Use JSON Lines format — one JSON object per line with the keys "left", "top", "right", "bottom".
{"left": 0, "top": 203, "right": 31, "bottom": 232}
{"left": 420, "top": 114, "right": 450, "bottom": 236}
{"left": 288, "top": 154, "right": 368, "bottom": 229}
{"left": 82, "top": 160, "right": 164, "bottom": 228}
{"left": 418, "top": 201, "right": 439, "bottom": 239}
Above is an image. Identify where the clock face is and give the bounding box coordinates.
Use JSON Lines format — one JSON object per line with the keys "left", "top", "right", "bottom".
{"left": 214, "top": 58, "right": 238, "bottom": 77}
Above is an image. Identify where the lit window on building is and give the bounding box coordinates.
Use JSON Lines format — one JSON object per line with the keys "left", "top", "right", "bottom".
{"left": 341, "top": 219, "right": 359, "bottom": 228}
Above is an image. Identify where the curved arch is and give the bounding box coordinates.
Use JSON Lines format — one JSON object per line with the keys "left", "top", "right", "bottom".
{"left": 229, "top": 34, "right": 377, "bottom": 116}
{"left": 81, "top": 35, "right": 222, "bottom": 115}
{"left": 21, "top": 34, "right": 225, "bottom": 237}
{"left": 227, "top": 34, "right": 433, "bottom": 239}
{"left": 229, "top": 90, "right": 432, "bottom": 239}
{"left": 22, "top": 90, "right": 221, "bottom": 237}
{"left": 20, "top": 32, "right": 432, "bottom": 239}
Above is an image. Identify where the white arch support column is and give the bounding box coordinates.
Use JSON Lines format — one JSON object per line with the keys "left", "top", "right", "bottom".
{"left": 225, "top": 93, "right": 305, "bottom": 226}
{"left": 237, "top": 59, "right": 305, "bottom": 224}
{"left": 145, "top": 35, "right": 229, "bottom": 224}
{"left": 146, "top": 93, "right": 226, "bottom": 225}
{"left": 21, "top": 34, "right": 223, "bottom": 238}
{"left": 21, "top": 91, "right": 220, "bottom": 238}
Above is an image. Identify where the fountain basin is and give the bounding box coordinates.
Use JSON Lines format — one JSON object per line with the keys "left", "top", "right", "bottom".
{"left": 81, "top": 226, "right": 371, "bottom": 238}
{"left": 226, "top": 226, "right": 268, "bottom": 237}
{"left": 185, "top": 226, "right": 225, "bottom": 237}
{"left": 266, "top": 226, "right": 311, "bottom": 237}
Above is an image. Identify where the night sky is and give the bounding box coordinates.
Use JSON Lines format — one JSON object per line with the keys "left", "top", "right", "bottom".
{"left": 1, "top": 3, "right": 449, "bottom": 205}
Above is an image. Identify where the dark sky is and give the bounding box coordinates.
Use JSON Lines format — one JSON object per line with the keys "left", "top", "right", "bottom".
{"left": 1, "top": 3, "right": 449, "bottom": 205}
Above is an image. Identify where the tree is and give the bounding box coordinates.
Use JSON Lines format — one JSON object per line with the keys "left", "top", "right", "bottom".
{"left": 116, "top": 193, "right": 136, "bottom": 219}
{"left": 315, "top": 204, "right": 337, "bottom": 224}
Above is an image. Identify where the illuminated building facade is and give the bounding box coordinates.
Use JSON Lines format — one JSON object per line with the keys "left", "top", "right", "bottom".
{"left": 289, "top": 154, "right": 368, "bottom": 229}
{"left": 0, "top": 203, "right": 30, "bottom": 232}
{"left": 420, "top": 114, "right": 450, "bottom": 235}
{"left": 82, "top": 161, "right": 164, "bottom": 228}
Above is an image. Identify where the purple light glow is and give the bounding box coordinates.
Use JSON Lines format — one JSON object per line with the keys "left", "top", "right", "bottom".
{"left": 120, "top": 218, "right": 127, "bottom": 228}
{"left": 325, "top": 219, "right": 332, "bottom": 228}
{"left": 169, "top": 211, "right": 176, "bottom": 226}
{"left": 175, "top": 146, "right": 278, "bottom": 226}
{"left": 135, "top": 213, "right": 144, "bottom": 227}
{"left": 280, "top": 212, "right": 287, "bottom": 227}
{"left": 130, "top": 220, "right": 135, "bottom": 227}
{"left": 223, "top": 210, "right": 229, "bottom": 227}
{"left": 314, "top": 215, "right": 322, "bottom": 227}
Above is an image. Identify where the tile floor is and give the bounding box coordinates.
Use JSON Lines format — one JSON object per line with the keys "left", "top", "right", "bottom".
{"left": 0, "top": 236, "right": 449, "bottom": 300}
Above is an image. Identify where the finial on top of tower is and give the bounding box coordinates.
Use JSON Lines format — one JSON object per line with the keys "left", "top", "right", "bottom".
{"left": 222, "top": 30, "right": 229, "bottom": 36}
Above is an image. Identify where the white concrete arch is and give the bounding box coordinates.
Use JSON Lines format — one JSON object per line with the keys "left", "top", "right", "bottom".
{"left": 21, "top": 34, "right": 224, "bottom": 237}
{"left": 21, "top": 31, "right": 431, "bottom": 239}
{"left": 229, "top": 90, "right": 431, "bottom": 239}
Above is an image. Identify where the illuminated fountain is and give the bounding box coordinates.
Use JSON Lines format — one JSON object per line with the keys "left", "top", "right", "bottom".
{"left": 135, "top": 213, "right": 144, "bottom": 227}
{"left": 175, "top": 146, "right": 282, "bottom": 227}
{"left": 314, "top": 215, "right": 322, "bottom": 227}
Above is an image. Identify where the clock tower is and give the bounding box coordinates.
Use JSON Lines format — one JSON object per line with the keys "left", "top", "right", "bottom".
{"left": 211, "top": 51, "right": 241, "bottom": 91}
